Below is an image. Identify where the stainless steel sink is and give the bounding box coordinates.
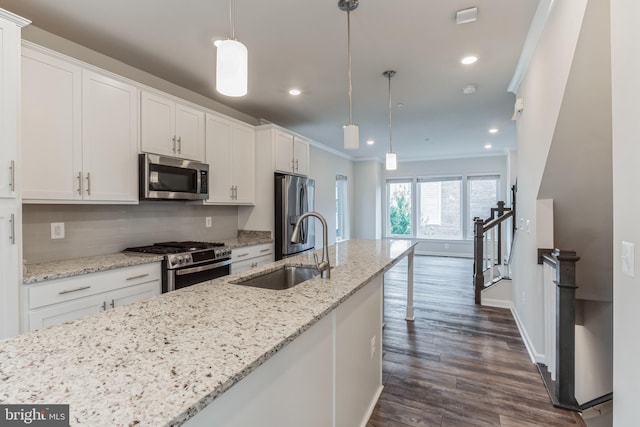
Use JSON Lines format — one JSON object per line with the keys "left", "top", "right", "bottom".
{"left": 230, "top": 265, "right": 320, "bottom": 290}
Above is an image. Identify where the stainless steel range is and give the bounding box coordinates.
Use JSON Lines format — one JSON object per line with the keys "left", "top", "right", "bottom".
{"left": 124, "top": 241, "right": 232, "bottom": 293}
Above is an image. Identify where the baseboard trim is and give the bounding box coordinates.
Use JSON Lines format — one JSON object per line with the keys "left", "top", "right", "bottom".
{"left": 360, "top": 385, "right": 384, "bottom": 427}
{"left": 509, "top": 302, "right": 544, "bottom": 364}
{"left": 481, "top": 298, "right": 512, "bottom": 309}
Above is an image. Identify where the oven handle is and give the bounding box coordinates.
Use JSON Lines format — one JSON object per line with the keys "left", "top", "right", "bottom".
{"left": 175, "top": 259, "right": 232, "bottom": 276}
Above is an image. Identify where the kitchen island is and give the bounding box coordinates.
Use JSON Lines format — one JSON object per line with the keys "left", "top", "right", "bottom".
{"left": 0, "top": 239, "right": 416, "bottom": 426}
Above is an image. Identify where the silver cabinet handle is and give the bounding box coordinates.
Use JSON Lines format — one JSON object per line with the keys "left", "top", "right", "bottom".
{"left": 126, "top": 273, "right": 149, "bottom": 281}
{"left": 172, "top": 136, "right": 177, "bottom": 153}
{"left": 295, "top": 159, "right": 299, "bottom": 171}
{"left": 177, "top": 136, "right": 182, "bottom": 154}
{"left": 236, "top": 253, "right": 249, "bottom": 258}
{"left": 9, "top": 160, "right": 15, "bottom": 192}
{"left": 85, "top": 172, "right": 91, "bottom": 195}
{"left": 9, "top": 213, "right": 15, "bottom": 245}
{"left": 101, "top": 301, "right": 107, "bottom": 311}
{"left": 260, "top": 248, "right": 271, "bottom": 253}
{"left": 110, "top": 299, "right": 115, "bottom": 309}
{"left": 59, "top": 285, "right": 90, "bottom": 295}
{"left": 234, "top": 185, "right": 238, "bottom": 200}
{"left": 230, "top": 186, "right": 234, "bottom": 199}
{"left": 77, "top": 172, "right": 82, "bottom": 195}
{"left": 291, "top": 160, "right": 295, "bottom": 171}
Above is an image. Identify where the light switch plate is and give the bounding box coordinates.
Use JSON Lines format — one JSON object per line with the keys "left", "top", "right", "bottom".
{"left": 51, "top": 222, "right": 65, "bottom": 239}
{"left": 622, "top": 241, "right": 635, "bottom": 277}
{"left": 205, "top": 217, "right": 212, "bottom": 228}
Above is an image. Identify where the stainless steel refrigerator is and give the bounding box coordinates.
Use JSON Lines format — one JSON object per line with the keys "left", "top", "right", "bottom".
{"left": 275, "top": 173, "right": 315, "bottom": 260}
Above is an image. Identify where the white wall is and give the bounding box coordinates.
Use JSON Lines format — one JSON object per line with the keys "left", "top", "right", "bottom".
{"left": 511, "top": 0, "right": 587, "bottom": 361}
{"left": 308, "top": 145, "right": 354, "bottom": 248}
{"left": 353, "top": 160, "right": 382, "bottom": 240}
{"left": 611, "top": 0, "right": 640, "bottom": 424}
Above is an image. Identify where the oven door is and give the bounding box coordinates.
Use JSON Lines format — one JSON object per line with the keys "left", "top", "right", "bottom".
{"left": 165, "top": 258, "right": 232, "bottom": 292}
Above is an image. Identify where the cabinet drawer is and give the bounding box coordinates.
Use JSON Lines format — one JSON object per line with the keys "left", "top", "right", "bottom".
{"left": 231, "top": 243, "right": 273, "bottom": 262}
{"left": 231, "top": 254, "right": 274, "bottom": 275}
{"left": 27, "top": 263, "right": 161, "bottom": 309}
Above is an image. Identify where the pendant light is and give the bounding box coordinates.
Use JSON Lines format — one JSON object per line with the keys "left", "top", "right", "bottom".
{"left": 214, "top": 0, "right": 248, "bottom": 97}
{"left": 384, "top": 70, "right": 397, "bottom": 170}
{"left": 339, "top": 0, "right": 359, "bottom": 150}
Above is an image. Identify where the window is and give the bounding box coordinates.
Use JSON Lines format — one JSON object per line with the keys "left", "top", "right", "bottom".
{"left": 336, "top": 175, "right": 347, "bottom": 241}
{"left": 387, "top": 180, "right": 412, "bottom": 235}
{"left": 417, "top": 177, "right": 462, "bottom": 240}
{"left": 468, "top": 175, "right": 500, "bottom": 236}
{"left": 385, "top": 173, "right": 501, "bottom": 240}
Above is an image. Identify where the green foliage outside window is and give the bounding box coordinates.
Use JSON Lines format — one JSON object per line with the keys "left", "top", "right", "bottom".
{"left": 389, "top": 185, "right": 411, "bottom": 235}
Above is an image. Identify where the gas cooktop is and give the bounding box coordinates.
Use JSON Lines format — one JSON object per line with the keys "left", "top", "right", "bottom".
{"left": 124, "top": 241, "right": 225, "bottom": 255}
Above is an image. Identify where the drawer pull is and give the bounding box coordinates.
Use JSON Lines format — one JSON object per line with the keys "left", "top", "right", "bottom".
{"left": 259, "top": 248, "right": 271, "bottom": 253}
{"left": 58, "top": 285, "right": 90, "bottom": 295}
{"left": 236, "top": 253, "right": 249, "bottom": 258}
{"left": 126, "top": 273, "right": 149, "bottom": 281}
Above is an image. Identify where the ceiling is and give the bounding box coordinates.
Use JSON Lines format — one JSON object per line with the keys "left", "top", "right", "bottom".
{"left": 0, "top": 0, "right": 539, "bottom": 162}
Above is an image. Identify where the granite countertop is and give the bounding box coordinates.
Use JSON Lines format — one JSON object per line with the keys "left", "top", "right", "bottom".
{"left": 23, "top": 234, "right": 273, "bottom": 285}
{"left": 23, "top": 253, "right": 166, "bottom": 284}
{"left": 1, "top": 239, "right": 416, "bottom": 427}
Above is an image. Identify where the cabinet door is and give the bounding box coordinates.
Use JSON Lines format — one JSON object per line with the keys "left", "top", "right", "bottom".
{"left": 82, "top": 70, "right": 139, "bottom": 202}
{"left": 21, "top": 47, "right": 82, "bottom": 201}
{"left": 109, "top": 280, "right": 160, "bottom": 308}
{"left": 274, "top": 130, "right": 294, "bottom": 173}
{"left": 293, "top": 137, "right": 310, "bottom": 176}
{"left": 175, "top": 103, "right": 205, "bottom": 161}
{"left": 232, "top": 123, "right": 255, "bottom": 204}
{"left": 0, "top": 19, "right": 20, "bottom": 199}
{"left": 0, "top": 204, "right": 19, "bottom": 339}
{"left": 205, "top": 113, "right": 233, "bottom": 203}
{"left": 28, "top": 293, "right": 104, "bottom": 332}
{"left": 140, "top": 91, "right": 176, "bottom": 157}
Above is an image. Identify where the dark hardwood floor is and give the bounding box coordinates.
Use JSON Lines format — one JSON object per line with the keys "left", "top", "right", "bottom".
{"left": 367, "top": 256, "right": 582, "bottom": 427}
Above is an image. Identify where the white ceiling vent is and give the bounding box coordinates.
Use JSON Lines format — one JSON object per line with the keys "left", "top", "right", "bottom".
{"left": 456, "top": 7, "right": 478, "bottom": 25}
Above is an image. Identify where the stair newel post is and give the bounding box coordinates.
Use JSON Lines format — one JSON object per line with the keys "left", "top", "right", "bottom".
{"left": 473, "top": 217, "right": 485, "bottom": 304}
{"left": 552, "top": 248, "right": 580, "bottom": 407}
{"left": 496, "top": 201, "right": 505, "bottom": 265}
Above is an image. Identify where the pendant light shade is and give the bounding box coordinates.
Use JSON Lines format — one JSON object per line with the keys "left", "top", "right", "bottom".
{"left": 215, "top": 39, "right": 247, "bottom": 97}
{"left": 215, "top": 0, "right": 247, "bottom": 97}
{"left": 386, "top": 152, "right": 397, "bottom": 170}
{"left": 339, "top": 0, "right": 359, "bottom": 150}
{"left": 383, "top": 70, "right": 397, "bottom": 171}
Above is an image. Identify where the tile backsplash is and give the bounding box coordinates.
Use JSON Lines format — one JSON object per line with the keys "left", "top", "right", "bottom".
{"left": 22, "top": 202, "right": 239, "bottom": 263}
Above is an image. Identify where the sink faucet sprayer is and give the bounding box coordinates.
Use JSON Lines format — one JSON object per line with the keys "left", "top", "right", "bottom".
{"left": 291, "top": 211, "right": 330, "bottom": 279}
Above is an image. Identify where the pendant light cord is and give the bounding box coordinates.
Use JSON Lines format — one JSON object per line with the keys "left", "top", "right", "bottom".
{"left": 230, "top": 0, "right": 236, "bottom": 40}
{"left": 347, "top": 8, "right": 353, "bottom": 125}
{"left": 388, "top": 74, "right": 393, "bottom": 153}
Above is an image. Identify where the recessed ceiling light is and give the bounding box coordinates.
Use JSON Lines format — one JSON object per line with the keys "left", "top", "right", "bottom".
{"left": 484, "top": 144, "right": 493, "bottom": 149}
{"left": 366, "top": 139, "right": 375, "bottom": 145}
{"left": 288, "top": 88, "right": 301, "bottom": 96}
{"left": 462, "top": 84, "right": 477, "bottom": 94}
{"left": 488, "top": 128, "right": 499, "bottom": 134}
{"left": 460, "top": 56, "right": 478, "bottom": 65}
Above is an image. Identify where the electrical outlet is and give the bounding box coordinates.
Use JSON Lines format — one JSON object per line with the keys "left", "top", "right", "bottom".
{"left": 370, "top": 336, "right": 376, "bottom": 359}
{"left": 51, "top": 222, "right": 65, "bottom": 239}
{"left": 622, "top": 241, "right": 635, "bottom": 277}
{"left": 205, "top": 217, "right": 212, "bottom": 228}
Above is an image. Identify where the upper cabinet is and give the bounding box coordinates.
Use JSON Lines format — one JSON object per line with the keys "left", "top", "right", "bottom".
{"left": 273, "top": 128, "right": 310, "bottom": 176}
{"left": 21, "top": 44, "right": 139, "bottom": 203}
{"left": 205, "top": 113, "right": 255, "bottom": 205}
{"left": 140, "top": 91, "right": 205, "bottom": 161}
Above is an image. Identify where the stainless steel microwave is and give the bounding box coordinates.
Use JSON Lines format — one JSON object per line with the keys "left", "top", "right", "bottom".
{"left": 139, "top": 153, "right": 209, "bottom": 200}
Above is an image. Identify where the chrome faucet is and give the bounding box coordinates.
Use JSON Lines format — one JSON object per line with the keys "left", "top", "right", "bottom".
{"left": 291, "top": 211, "right": 331, "bottom": 279}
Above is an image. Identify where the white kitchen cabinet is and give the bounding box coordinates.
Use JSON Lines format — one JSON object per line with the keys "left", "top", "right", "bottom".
{"left": 205, "top": 113, "right": 255, "bottom": 205}
{"left": 21, "top": 43, "right": 139, "bottom": 203}
{"left": 0, "top": 9, "right": 29, "bottom": 340}
{"left": 26, "top": 262, "right": 161, "bottom": 331}
{"left": 273, "top": 129, "right": 309, "bottom": 176}
{"left": 140, "top": 91, "right": 205, "bottom": 161}
{"left": 231, "top": 243, "right": 273, "bottom": 274}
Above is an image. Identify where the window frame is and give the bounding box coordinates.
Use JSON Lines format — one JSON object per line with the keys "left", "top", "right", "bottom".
{"left": 335, "top": 174, "right": 348, "bottom": 242}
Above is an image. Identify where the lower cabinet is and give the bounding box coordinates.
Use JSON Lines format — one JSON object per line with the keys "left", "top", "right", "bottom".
{"left": 231, "top": 243, "right": 273, "bottom": 274}
{"left": 25, "top": 263, "right": 161, "bottom": 332}
{"left": 184, "top": 275, "right": 383, "bottom": 427}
